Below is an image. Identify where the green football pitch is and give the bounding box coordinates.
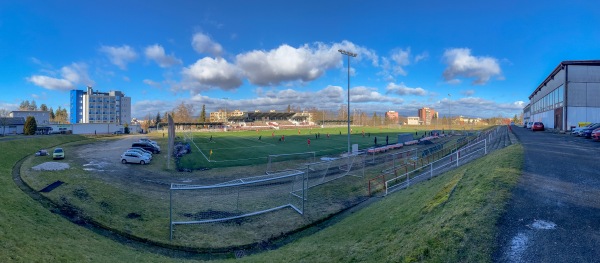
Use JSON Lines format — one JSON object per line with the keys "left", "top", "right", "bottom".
{"left": 176, "top": 126, "right": 441, "bottom": 169}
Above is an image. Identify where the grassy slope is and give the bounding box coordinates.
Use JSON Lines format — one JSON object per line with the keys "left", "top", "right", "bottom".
{"left": 0, "top": 136, "right": 182, "bottom": 262}
{"left": 239, "top": 144, "right": 523, "bottom": 263}
{"left": 1, "top": 134, "right": 521, "bottom": 262}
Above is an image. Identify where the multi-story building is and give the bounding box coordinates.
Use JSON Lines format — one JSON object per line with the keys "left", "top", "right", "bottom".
{"left": 9, "top": 110, "right": 51, "bottom": 125}
{"left": 209, "top": 110, "right": 228, "bottom": 122}
{"left": 527, "top": 60, "right": 600, "bottom": 130}
{"left": 70, "top": 86, "right": 131, "bottom": 124}
{"left": 385, "top": 111, "right": 399, "bottom": 122}
{"left": 417, "top": 107, "right": 437, "bottom": 125}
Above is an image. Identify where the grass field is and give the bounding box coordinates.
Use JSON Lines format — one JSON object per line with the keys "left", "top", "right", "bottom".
{"left": 1, "top": 125, "right": 521, "bottom": 262}
{"left": 178, "top": 126, "right": 472, "bottom": 169}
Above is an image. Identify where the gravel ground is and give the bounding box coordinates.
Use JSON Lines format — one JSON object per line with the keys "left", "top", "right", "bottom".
{"left": 494, "top": 126, "right": 600, "bottom": 263}
{"left": 32, "top": 162, "right": 70, "bottom": 171}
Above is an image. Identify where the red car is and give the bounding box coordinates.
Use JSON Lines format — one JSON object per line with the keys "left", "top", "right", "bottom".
{"left": 532, "top": 122, "right": 545, "bottom": 131}
{"left": 591, "top": 128, "right": 600, "bottom": 141}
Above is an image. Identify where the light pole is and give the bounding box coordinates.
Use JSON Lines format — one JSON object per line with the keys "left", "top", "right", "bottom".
{"left": 339, "top": 49, "right": 357, "bottom": 156}
{"left": 448, "top": 93, "right": 452, "bottom": 133}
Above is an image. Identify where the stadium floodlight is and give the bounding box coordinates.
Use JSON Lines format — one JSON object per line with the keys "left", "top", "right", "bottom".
{"left": 448, "top": 93, "right": 452, "bottom": 134}
{"left": 338, "top": 49, "right": 357, "bottom": 156}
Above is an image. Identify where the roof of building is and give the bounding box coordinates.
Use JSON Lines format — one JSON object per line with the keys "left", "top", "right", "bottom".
{"left": 529, "top": 60, "right": 600, "bottom": 100}
{"left": 0, "top": 117, "right": 26, "bottom": 125}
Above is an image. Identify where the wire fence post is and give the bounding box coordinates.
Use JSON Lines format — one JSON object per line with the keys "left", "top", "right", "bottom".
{"left": 169, "top": 187, "right": 173, "bottom": 240}
{"left": 485, "top": 139, "right": 487, "bottom": 155}
{"left": 456, "top": 150, "right": 459, "bottom": 167}
{"left": 430, "top": 162, "right": 433, "bottom": 179}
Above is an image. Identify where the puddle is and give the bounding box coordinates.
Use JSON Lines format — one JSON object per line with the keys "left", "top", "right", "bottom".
{"left": 83, "top": 168, "right": 105, "bottom": 172}
{"left": 507, "top": 232, "right": 528, "bottom": 262}
{"left": 83, "top": 161, "right": 112, "bottom": 172}
{"left": 531, "top": 219, "right": 556, "bottom": 230}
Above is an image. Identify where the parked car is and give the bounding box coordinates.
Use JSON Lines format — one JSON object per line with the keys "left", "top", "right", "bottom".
{"left": 113, "top": 130, "right": 123, "bottom": 134}
{"left": 580, "top": 123, "right": 600, "bottom": 138}
{"left": 132, "top": 142, "right": 160, "bottom": 154}
{"left": 129, "top": 147, "right": 153, "bottom": 156}
{"left": 532, "top": 122, "right": 545, "bottom": 131}
{"left": 139, "top": 138, "right": 160, "bottom": 150}
{"left": 526, "top": 122, "right": 533, "bottom": 129}
{"left": 121, "top": 152, "right": 151, "bottom": 164}
{"left": 35, "top": 149, "right": 48, "bottom": 156}
{"left": 572, "top": 123, "right": 598, "bottom": 136}
{"left": 52, "top": 148, "right": 65, "bottom": 159}
{"left": 591, "top": 128, "right": 600, "bottom": 141}
{"left": 124, "top": 149, "right": 152, "bottom": 160}
{"left": 139, "top": 138, "right": 156, "bottom": 144}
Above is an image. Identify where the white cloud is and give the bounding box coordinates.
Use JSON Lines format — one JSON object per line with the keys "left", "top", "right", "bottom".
{"left": 31, "top": 92, "right": 47, "bottom": 100}
{"left": 27, "top": 63, "right": 94, "bottom": 91}
{"left": 378, "top": 47, "right": 427, "bottom": 80}
{"left": 192, "top": 32, "right": 223, "bottom": 57}
{"left": 181, "top": 57, "right": 243, "bottom": 92}
{"left": 143, "top": 79, "right": 161, "bottom": 88}
{"left": 461, "top": 89, "right": 476, "bottom": 96}
{"left": 386, "top": 82, "right": 427, "bottom": 96}
{"left": 100, "top": 45, "right": 137, "bottom": 70}
{"left": 390, "top": 48, "right": 410, "bottom": 76}
{"left": 183, "top": 85, "right": 345, "bottom": 114}
{"left": 442, "top": 48, "right": 502, "bottom": 85}
{"left": 438, "top": 96, "right": 524, "bottom": 117}
{"left": 415, "top": 51, "right": 429, "bottom": 62}
{"left": 0, "top": 102, "right": 19, "bottom": 112}
{"left": 132, "top": 100, "right": 174, "bottom": 119}
{"left": 145, "top": 44, "right": 182, "bottom": 68}
{"left": 351, "top": 86, "right": 404, "bottom": 104}
{"left": 27, "top": 76, "right": 73, "bottom": 90}
{"left": 236, "top": 43, "right": 337, "bottom": 86}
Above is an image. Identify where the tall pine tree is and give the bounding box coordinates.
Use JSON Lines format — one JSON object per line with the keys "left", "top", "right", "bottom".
{"left": 24, "top": 116, "right": 37, "bottom": 135}
{"left": 200, "top": 104, "right": 206, "bottom": 123}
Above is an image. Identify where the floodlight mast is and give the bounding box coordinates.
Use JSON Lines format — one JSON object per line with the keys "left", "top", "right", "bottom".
{"left": 338, "top": 49, "right": 357, "bottom": 156}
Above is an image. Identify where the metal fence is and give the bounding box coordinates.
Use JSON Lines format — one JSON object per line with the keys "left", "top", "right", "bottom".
{"left": 169, "top": 126, "right": 511, "bottom": 240}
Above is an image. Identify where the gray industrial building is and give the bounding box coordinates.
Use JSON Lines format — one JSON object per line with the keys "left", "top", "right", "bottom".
{"left": 527, "top": 60, "right": 600, "bottom": 131}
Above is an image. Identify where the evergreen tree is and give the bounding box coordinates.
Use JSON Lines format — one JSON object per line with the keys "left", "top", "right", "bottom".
{"left": 371, "top": 112, "right": 380, "bottom": 126}
{"left": 155, "top": 112, "right": 161, "bottom": 126}
{"left": 19, "top": 100, "right": 30, "bottom": 110}
{"left": 40, "top": 104, "right": 49, "bottom": 111}
{"left": 24, "top": 116, "right": 37, "bottom": 135}
{"left": 30, "top": 100, "right": 37, "bottom": 110}
{"left": 49, "top": 107, "right": 56, "bottom": 121}
{"left": 200, "top": 104, "right": 206, "bottom": 123}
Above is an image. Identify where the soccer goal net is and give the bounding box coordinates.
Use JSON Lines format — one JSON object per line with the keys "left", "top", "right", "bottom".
{"left": 169, "top": 169, "right": 307, "bottom": 239}
{"left": 266, "top": 151, "right": 316, "bottom": 175}
{"left": 304, "top": 153, "right": 365, "bottom": 188}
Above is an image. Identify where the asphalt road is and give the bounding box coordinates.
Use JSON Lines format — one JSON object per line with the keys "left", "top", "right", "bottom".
{"left": 494, "top": 126, "right": 600, "bottom": 262}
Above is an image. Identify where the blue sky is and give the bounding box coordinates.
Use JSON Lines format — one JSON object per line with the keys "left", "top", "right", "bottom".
{"left": 1, "top": 0, "right": 599, "bottom": 120}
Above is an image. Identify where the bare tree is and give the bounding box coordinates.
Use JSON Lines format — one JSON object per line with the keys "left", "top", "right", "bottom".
{"left": 173, "top": 102, "right": 194, "bottom": 123}
{"left": 0, "top": 108, "right": 10, "bottom": 136}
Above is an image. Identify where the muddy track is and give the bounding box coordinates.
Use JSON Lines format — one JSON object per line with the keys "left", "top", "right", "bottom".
{"left": 11, "top": 154, "right": 225, "bottom": 260}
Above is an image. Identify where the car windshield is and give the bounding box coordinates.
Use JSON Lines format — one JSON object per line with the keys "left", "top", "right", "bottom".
{"left": 54, "top": 148, "right": 63, "bottom": 153}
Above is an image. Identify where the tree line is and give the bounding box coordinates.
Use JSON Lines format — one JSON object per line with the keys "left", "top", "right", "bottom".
{"left": 18, "top": 100, "right": 68, "bottom": 123}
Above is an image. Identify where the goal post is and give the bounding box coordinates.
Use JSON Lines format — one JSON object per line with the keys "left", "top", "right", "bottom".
{"left": 266, "top": 151, "right": 316, "bottom": 175}
{"left": 169, "top": 169, "right": 307, "bottom": 240}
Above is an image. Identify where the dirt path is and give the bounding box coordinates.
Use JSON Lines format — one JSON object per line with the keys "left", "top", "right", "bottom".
{"left": 494, "top": 126, "right": 600, "bottom": 262}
